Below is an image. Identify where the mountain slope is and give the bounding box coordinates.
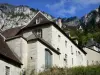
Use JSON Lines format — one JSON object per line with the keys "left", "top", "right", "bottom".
{"left": 0, "top": 3, "right": 100, "bottom": 46}
{"left": 0, "top": 3, "right": 53, "bottom": 31}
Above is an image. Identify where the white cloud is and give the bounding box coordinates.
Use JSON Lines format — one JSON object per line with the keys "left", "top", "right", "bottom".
{"left": 46, "top": 0, "right": 100, "bottom": 17}
{"left": 46, "top": 0, "right": 66, "bottom": 11}
{"left": 46, "top": 0, "right": 76, "bottom": 17}
{"left": 73, "top": 0, "right": 100, "bottom": 6}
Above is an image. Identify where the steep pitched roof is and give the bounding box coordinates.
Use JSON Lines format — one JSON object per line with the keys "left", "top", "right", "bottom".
{"left": 86, "top": 39, "right": 100, "bottom": 48}
{"left": 1, "top": 26, "right": 23, "bottom": 38}
{"left": 24, "top": 11, "right": 50, "bottom": 28}
{"left": 1, "top": 11, "right": 87, "bottom": 55}
{"left": 0, "top": 29, "right": 2, "bottom": 32}
{"left": 0, "top": 34, "right": 22, "bottom": 65}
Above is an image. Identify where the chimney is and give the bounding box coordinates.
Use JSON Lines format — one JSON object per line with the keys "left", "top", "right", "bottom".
{"left": 75, "top": 40, "right": 78, "bottom": 44}
{"left": 57, "top": 18, "right": 62, "bottom": 28}
{"left": 90, "top": 38, "right": 94, "bottom": 41}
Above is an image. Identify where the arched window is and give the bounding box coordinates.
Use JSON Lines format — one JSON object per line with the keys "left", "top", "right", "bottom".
{"left": 78, "top": 51, "right": 83, "bottom": 65}
{"left": 45, "top": 48, "right": 52, "bottom": 69}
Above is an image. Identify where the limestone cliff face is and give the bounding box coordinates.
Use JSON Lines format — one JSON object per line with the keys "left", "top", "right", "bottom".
{"left": 0, "top": 3, "right": 53, "bottom": 31}
{"left": 62, "top": 6, "right": 100, "bottom": 29}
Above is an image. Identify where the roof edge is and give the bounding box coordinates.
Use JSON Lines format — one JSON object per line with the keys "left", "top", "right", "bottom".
{"left": 28, "top": 38, "right": 61, "bottom": 55}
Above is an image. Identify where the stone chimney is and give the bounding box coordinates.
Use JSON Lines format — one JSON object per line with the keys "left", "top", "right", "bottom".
{"left": 57, "top": 18, "right": 62, "bottom": 28}
{"left": 75, "top": 40, "right": 78, "bottom": 44}
{"left": 90, "top": 38, "right": 94, "bottom": 41}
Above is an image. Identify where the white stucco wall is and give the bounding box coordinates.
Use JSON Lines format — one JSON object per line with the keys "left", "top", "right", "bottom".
{"left": 0, "top": 59, "right": 20, "bottom": 75}
{"left": 27, "top": 40, "right": 60, "bottom": 73}
{"left": 84, "top": 47, "right": 100, "bottom": 65}
{"left": 37, "top": 41, "right": 59, "bottom": 72}
{"left": 42, "top": 26, "right": 52, "bottom": 44}
{"left": 6, "top": 38, "right": 28, "bottom": 70}
{"left": 23, "top": 31, "right": 33, "bottom": 38}
{"left": 27, "top": 41, "right": 37, "bottom": 74}
{"left": 42, "top": 25, "right": 87, "bottom": 67}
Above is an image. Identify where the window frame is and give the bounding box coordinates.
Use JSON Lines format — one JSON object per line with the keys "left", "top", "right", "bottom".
{"left": 65, "top": 41, "right": 67, "bottom": 47}
{"left": 45, "top": 48, "right": 53, "bottom": 69}
{"left": 33, "top": 29, "right": 42, "bottom": 38}
{"left": 71, "top": 46, "right": 73, "bottom": 54}
{"left": 5, "top": 66, "right": 10, "bottom": 75}
{"left": 58, "top": 35, "right": 61, "bottom": 42}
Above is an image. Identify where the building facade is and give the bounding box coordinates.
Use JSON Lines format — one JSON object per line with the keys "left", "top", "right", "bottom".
{"left": 0, "top": 33, "right": 22, "bottom": 75}
{"left": 0, "top": 11, "right": 93, "bottom": 75}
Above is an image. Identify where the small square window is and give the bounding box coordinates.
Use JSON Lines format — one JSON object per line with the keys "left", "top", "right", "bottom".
{"left": 57, "top": 48, "right": 60, "bottom": 52}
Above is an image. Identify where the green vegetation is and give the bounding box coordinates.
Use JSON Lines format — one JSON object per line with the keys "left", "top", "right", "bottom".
{"left": 63, "top": 16, "right": 100, "bottom": 47}
{"left": 68, "top": 28, "right": 100, "bottom": 47}
{"left": 38, "top": 65, "right": 100, "bottom": 75}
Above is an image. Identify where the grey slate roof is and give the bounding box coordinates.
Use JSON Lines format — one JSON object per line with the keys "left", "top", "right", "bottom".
{"left": 0, "top": 34, "right": 22, "bottom": 65}
{"left": 85, "top": 39, "right": 100, "bottom": 48}
{"left": 1, "top": 26, "right": 23, "bottom": 38}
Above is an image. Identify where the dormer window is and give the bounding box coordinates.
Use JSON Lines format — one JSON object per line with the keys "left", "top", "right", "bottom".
{"left": 36, "top": 18, "right": 43, "bottom": 24}
{"left": 36, "top": 18, "right": 40, "bottom": 24}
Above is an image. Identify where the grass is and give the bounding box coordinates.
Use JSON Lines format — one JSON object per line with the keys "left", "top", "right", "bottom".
{"left": 38, "top": 65, "right": 100, "bottom": 75}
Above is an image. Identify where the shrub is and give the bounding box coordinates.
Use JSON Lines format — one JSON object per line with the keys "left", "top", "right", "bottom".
{"left": 38, "top": 65, "right": 100, "bottom": 75}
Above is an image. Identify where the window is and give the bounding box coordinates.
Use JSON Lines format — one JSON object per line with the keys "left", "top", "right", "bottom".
{"left": 36, "top": 18, "right": 43, "bottom": 24}
{"left": 92, "top": 60, "right": 94, "bottom": 65}
{"left": 78, "top": 51, "right": 80, "bottom": 54}
{"left": 72, "top": 58, "right": 73, "bottom": 66}
{"left": 64, "top": 54, "right": 67, "bottom": 61}
{"left": 33, "top": 29, "right": 42, "bottom": 38}
{"left": 64, "top": 54, "right": 68, "bottom": 66}
{"left": 65, "top": 54, "right": 67, "bottom": 58}
{"left": 76, "top": 51, "right": 77, "bottom": 56}
{"left": 31, "top": 57, "right": 33, "bottom": 60}
{"left": 58, "top": 35, "right": 61, "bottom": 42}
{"left": 57, "top": 48, "right": 60, "bottom": 52}
{"left": 71, "top": 46, "right": 73, "bottom": 54}
{"left": 96, "top": 61, "right": 99, "bottom": 65}
{"left": 5, "top": 66, "right": 10, "bottom": 75}
{"left": 45, "top": 49, "right": 52, "bottom": 69}
{"left": 65, "top": 41, "right": 67, "bottom": 47}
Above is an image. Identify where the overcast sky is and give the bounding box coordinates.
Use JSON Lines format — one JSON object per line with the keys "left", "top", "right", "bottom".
{"left": 0, "top": 0, "right": 100, "bottom": 18}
